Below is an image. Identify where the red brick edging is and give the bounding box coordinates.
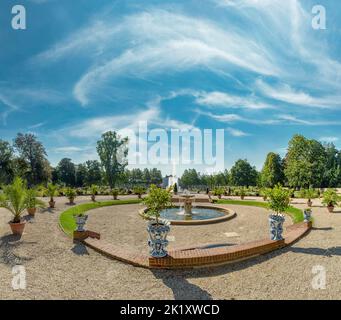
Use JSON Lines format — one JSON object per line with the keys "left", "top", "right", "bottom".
{"left": 78, "top": 221, "right": 312, "bottom": 269}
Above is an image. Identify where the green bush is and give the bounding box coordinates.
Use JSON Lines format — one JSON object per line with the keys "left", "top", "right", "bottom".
{"left": 142, "top": 185, "right": 172, "bottom": 223}
{"left": 322, "top": 189, "right": 339, "bottom": 207}
{"left": 268, "top": 185, "right": 291, "bottom": 215}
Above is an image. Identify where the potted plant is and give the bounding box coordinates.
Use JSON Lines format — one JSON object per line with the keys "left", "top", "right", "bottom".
{"left": 112, "top": 188, "right": 119, "bottom": 200}
{"left": 322, "top": 188, "right": 339, "bottom": 213}
{"left": 0, "top": 177, "right": 28, "bottom": 235}
{"left": 267, "top": 184, "right": 291, "bottom": 241}
{"left": 143, "top": 185, "right": 173, "bottom": 258}
{"left": 90, "top": 184, "right": 98, "bottom": 202}
{"left": 65, "top": 187, "right": 77, "bottom": 205}
{"left": 133, "top": 186, "right": 146, "bottom": 199}
{"left": 299, "top": 188, "right": 317, "bottom": 207}
{"left": 260, "top": 187, "right": 270, "bottom": 201}
{"left": 303, "top": 208, "right": 312, "bottom": 222}
{"left": 25, "top": 189, "right": 45, "bottom": 217}
{"left": 213, "top": 187, "right": 224, "bottom": 199}
{"left": 73, "top": 208, "right": 88, "bottom": 232}
{"left": 239, "top": 187, "right": 246, "bottom": 200}
{"left": 46, "top": 183, "right": 58, "bottom": 208}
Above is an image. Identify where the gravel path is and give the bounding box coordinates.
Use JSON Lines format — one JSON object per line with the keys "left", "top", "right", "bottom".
{"left": 0, "top": 195, "right": 340, "bottom": 300}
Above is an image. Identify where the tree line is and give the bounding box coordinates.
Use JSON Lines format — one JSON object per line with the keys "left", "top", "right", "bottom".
{"left": 179, "top": 134, "right": 341, "bottom": 189}
{"left": 1, "top": 133, "right": 341, "bottom": 189}
{"left": 0, "top": 131, "right": 162, "bottom": 188}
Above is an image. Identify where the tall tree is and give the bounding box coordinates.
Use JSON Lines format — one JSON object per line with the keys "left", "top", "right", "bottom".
{"left": 260, "top": 152, "right": 284, "bottom": 187}
{"left": 13, "top": 133, "right": 50, "bottom": 186}
{"left": 230, "top": 159, "right": 258, "bottom": 186}
{"left": 84, "top": 160, "right": 102, "bottom": 186}
{"left": 0, "top": 139, "right": 14, "bottom": 184}
{"left": 56, "top": 158, "right": 76, "bottom": 186}
{"left": 149, "top": 168, "right": 162, "bottom": 185}
{"left": 179, "top": 169, "right": 200, "bottom": 188}
{"left": 96, "top": 131, "right": 128, "bottom": 189}
{"left": 284, "top": 135, "right": 326, "bottom": 188}
{"left": 143, "top": 168, "right": 151, "bottom": 185}
{"left": 322, "top": 143, "right": 340, "bottom": 187}
{"left": 76, "top": 164, "right": 87, "bottom": 187}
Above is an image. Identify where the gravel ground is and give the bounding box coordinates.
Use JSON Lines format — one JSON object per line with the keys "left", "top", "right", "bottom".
{"left": 86, "top": 203, "right": 291, "bottom": 252}
{"left": 0, "top": 195, "right": 340, "bottom": 300}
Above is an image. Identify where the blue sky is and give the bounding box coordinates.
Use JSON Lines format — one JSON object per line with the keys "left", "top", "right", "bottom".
{"left": 0, "top": 0, "right": 340, "bottom": 175}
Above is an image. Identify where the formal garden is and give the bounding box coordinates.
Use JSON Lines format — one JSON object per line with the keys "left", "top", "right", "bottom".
{"left": 1, "top": 131, "right": 341, "bottom": 299}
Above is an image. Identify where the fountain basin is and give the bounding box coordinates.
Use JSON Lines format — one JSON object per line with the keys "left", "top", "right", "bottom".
{"left": 140, "top": 205, "right": 236, "bottom": 225}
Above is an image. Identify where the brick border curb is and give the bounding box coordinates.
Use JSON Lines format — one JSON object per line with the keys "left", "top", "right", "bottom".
{"left": 79, "top": 221, "right": 312, "bottom": 269}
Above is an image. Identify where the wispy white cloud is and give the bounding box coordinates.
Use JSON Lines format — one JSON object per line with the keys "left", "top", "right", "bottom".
{"left": 256, "top": 80, "right": 341, "bottom": 109}
{"left": 227, "top": 127, "right": 249, "bottom": 137}
{"left": 319, "top": 136, "right": 339, "bottom": 143}
{"left": 194, "top": 90, "right": 273, "bottom": 110}
{"left": 35, "top": 10, "right": 280, "bottom": 105}
{"left": 53, "top": 146, "right": 86, "bottom": 153}
{"left": 28, "top": 122, "right": 46, "bottom": 129}
{"left": 199, "top": 109, "right": 341, "bottom": 126}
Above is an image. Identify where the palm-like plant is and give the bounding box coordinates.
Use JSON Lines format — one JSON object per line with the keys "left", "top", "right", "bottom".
{"left": 47, "top": 183, "right": 58, "bottom": 207}
{"left": 64, "top": 187, "right": 77, "bottom": 204}
{"left": 322, "top": 189, "right": 339, "bottom": 212}
{"left": 25, "top": 189, "right": 45, "bottom": 210}
{"left": 213, "top": 187, "right": 225, "bottom": 199}
{"left": 299, "top": 188, "right": 317, "bottom": 207}
{"left": 112, "top": 188, "right": 119, "bottom": 200}
{"left": 133, "top": 186, "right": 146, "bottom": 199}
{"left": 0, "top": 177, "right": 28, "bottom": 223}
{"left": 90, "top": 184, "right": 98, "bottom": 202}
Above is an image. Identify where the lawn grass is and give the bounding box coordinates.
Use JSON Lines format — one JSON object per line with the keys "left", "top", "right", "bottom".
{"left": 216, "top": 199, "right": 304, "bottom": 223}
{"left": 59, "top": 199, "right": 142, "bottom": 236}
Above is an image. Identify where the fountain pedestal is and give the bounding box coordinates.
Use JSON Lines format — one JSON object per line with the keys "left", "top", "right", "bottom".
{"left": 179, "top": 192, "right": 195, "bottom": 216}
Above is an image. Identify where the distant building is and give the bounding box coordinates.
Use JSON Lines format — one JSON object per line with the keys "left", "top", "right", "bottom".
{"left": 162, "top": 175, "right": 179, "bottom": 189}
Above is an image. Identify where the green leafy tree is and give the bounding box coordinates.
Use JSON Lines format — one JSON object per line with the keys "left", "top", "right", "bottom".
{"left": 284, "top": 135, "right": 327, "bottom": 188}
{"left": 230, "top": 159, "right": 258, "bottom": 186}
{"left": 267, "top": 184, "right": 291, "bottom": 215}
{"left": 143, "top": 185, "right": 172, "bottom": 224}
{"left": 0, "top": 139, "right": 14, "bottom": 184}
{"left": 97, "top": 131, "right": 128, "bottom": 189}
{"left": 130, "top": 168, "right": 144, "bottom": 185}
{"left": 84, "top": 160, "right": 102, "bottom": 186}
{"left": 56, "top": 158, "right": 76, "bottom": 186}
{"left": 180, "top": 169, "right": 200, "bottom": 189}
{"left": 14, "top": 133, "right": 50, "bottom": 186}
{"left": 76, "top": 163, "right": 87, "bottom": 187}
{"left": 260, "top": 152, "right": 284, "bottom": 187}
{"left": 149, "top": 168, "right": 162, "bottom": 185}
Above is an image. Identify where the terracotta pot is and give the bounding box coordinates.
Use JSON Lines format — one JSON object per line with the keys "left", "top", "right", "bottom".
{"left": 9, "top": 221, "right": 26, "bottom": 236}
{"left": 327, "top": 205, "right": 334, "bottom": 213}
{"left": 307, "top": 199, "right": 312, "bottom": 207}
{"left": 241, "top": 195, "right": 245, "bottom": 200}
{"left": 69, "top": 197, "right": 75, "bottom": 205}
{"left": 27, "top": 208, "right": 36, "bottom": 216}
{"left": 49, "top": 200, "right": 56, "bottom": 208}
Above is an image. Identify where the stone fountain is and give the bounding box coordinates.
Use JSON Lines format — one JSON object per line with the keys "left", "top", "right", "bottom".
{"left": 179, "top": 190, "right": 195, "bottom": 215}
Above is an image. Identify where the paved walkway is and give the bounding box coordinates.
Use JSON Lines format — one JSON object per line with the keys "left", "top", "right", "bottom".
{"left": 0, "top": 195, "right": 340, "bottom": 299}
